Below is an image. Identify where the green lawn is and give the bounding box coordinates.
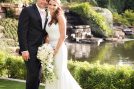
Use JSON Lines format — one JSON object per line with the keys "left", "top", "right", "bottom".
{"left": 0, "top": 79, "right": 44, "bottom": 89}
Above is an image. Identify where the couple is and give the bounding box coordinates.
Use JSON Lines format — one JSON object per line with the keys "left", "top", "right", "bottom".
{"left": 17, "top": 0, "right": 82, "bottom": 89}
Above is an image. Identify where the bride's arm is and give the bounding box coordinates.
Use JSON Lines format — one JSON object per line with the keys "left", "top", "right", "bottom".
{"left": 44, "top": 35, "right": 49, "bottom": 43}
{"left": 54, "top": 14, "right": 66, "bottom": 55}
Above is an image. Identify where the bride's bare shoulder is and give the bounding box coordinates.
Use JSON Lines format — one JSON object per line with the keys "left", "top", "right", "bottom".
{"left": 57, "top": 16, "right": 66, "bottom": 26}
{"left": 57, "top": 9, "right": 66, "bottom": 22}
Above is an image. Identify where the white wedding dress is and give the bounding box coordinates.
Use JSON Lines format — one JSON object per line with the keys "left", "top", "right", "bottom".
{"left": 45, "top": 14, "right": 82, "bottom": 89}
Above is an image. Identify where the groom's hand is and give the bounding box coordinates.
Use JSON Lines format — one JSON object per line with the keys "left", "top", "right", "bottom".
{"left": 21, "top": 51, "right": 30, "bottom": 61}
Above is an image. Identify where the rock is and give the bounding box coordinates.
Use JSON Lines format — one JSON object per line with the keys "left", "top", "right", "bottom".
{"left": 114, "top": 30, "right": 125, "bottom": 39}
{"left": 92, "top": 7, "right": 113, "bottom": 28}
{"left": 85, "top": 7, "right": 113, "bottom": 37}
{"left": 105, "top": 38, "right": 119, "bottom": 42}
{"left": 113, "top": 26, "right": 125, "bottom": 39}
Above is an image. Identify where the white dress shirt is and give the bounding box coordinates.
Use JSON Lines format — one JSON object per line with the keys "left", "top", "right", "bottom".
{"left": 36, "top": 4, "right": 46, "bottom": 29}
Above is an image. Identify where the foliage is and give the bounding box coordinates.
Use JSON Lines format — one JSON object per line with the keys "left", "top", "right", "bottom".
{"left": 61, "top": 0, "right": 68, "bottom": 3}
{"left": 5, "top": 55, "right": 26, "bottom": 79}
{"left": 68, "top": 61, "right": 134, "bottom": 89}
{"left": 0, "top": 0, "right": 17, "bottom": 3}
{"left": 113, "top": 13, "right": 130, "bottom": 26}
{"left": 123, "top": 10, "right": 134, "bottom": 26}
{"left": 1, "top": 51, "right": 134, "bottom": 89}
{"left": 69, "top": 3, "right": 113, "bottom": 37}
{"left": 0, "top": 51, "right": 6, "bottom": 76}
{"left": 94, "top": 0, "right": 109, "bottom": 8}
{"left": 94, "top": 0, "right": 134, "bottom": 13}
{"left": 6, "top": 8, "right": 15, "bottom": 18}
{"left": 109, "top": 0, "right": 125, "bottom": 13}
{"left": 0, "top": 51, "right": 26, "bottom": 79}
{"left": 69, "top": 3, "right": 91, "bottom": 18}
{"left": 0, "top": 0, "right": 33, "bottom": 4}
{"left": 126, "top": 35, "right": 134, "bottom": 39}
{"left": 0, "top": 40, "right": 9, "bottom": 52}
{"left": 0, "top": 18, "right": 18, "bottom": 42}
{"left": 125, "top": 0, "right": 134, "bottom": 10}
{"left": 113, "top": 10, "right": 134, "bottom": 26}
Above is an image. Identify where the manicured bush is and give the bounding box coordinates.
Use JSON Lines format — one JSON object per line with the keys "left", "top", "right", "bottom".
{"left": 0, "top": 51, "right": 26, "bottom": 79}
{"left": 0, "top": 51, "right": 6, "bottom": 76}
{"left": 5, "top": 55, "right": 26, "bottom": 79}
{"left": 68, "top": 61, "right": 134, "bottom": 89}
{"left": 1, "top": 51, "right": 134, "bottom": 89}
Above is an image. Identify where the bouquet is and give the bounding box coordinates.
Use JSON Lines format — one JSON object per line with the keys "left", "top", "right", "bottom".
{"left": 37, "top": 43, "right": 56, "bottom": 83}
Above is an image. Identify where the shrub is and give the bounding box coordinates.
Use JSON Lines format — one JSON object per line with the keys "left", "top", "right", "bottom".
{"left": 0, "top": 51, "right": 26, "bottom": 79}
{"left": 0, "top": 51, "right": 6, "bottom": 76}
{"left": 69, "top": 2, "right": 91, "bottom": 18}
{"left": 113, "top": 13, "right": 130, "bottom": 26}
{"left": 113, "top": 10, "right": 134, "bottom": 26}
{"left": 95, "top": 0, "right": 133, "bottom": 13}
{"left": 68, "top": 61, "right": 134, "bottom": 89}
{"left": 0, "top": 0, "right": 33, "bottom": 3}
{"left": 0, "top": 18, "right": 18, "bottom": 42}
{"left": 69, "top": 3, "right": 113, "bottom": 37}
{"left": 125, "top": 0, "right": 134, "bottom": 10}
{"left": 123, "top": 10, "right": 134, "bottom": 26}
{"left": 5, "top": 55, "right": 26, "bottom": 79}
{"left": 1, "top": 51, "right": 134, "bottom": 89}
{"left": 6, "top": 8, "right": 15, "bottom": 18}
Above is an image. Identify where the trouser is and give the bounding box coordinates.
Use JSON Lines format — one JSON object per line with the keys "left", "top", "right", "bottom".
{"left": 25, "top": 57, "right": 41, "bottom": 89}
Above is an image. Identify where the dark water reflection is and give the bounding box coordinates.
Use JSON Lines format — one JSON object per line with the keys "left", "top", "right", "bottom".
{"left": 66, "top": 41, "right": 134, "bottom": 66}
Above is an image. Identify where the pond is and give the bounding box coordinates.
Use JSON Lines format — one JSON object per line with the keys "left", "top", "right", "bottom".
{"left": 66, "top": 40, "right": 134, "bottom": 66}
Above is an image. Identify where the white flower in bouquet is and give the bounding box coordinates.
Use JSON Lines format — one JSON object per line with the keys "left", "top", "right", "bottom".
{"left": 37, "top": 43, "right": 56, "bottom": 83}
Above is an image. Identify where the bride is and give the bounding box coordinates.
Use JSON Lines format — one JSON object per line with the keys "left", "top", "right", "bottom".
{"left": 44, "top": 0, "right": 82, "bottom": 89}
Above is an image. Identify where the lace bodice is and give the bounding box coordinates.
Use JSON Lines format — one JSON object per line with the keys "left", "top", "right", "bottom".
{"left": 46, "top": 15, "right": 60, "bottom": 47}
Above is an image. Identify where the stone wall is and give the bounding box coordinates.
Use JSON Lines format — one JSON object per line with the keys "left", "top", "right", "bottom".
{"left": 0, "top": 3, "right": 23, "bottom": 18}
{"left": 0, "top": 6, "right": 5, "bottom": 19}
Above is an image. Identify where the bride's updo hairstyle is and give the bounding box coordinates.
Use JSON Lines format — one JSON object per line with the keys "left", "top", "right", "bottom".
{"left": 47, "top": 0, "right": 63, "bottom": 25}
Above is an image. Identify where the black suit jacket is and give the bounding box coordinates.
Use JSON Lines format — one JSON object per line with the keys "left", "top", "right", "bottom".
{"left": 18, "top": 4, "right": 48, "bottom": 54}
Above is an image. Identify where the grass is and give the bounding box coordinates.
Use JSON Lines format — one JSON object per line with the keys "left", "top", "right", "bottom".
{"left": 0, "top": 79, "right": 44, "bottom": 89}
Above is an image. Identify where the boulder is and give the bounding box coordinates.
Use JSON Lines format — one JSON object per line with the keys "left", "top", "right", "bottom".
{"left": 92, "top": 7, "right": 113, "bottom": 28}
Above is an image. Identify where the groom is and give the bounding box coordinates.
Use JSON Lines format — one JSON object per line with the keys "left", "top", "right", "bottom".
{"left": 17, "top": 0, "right": 48, "bottom": 89}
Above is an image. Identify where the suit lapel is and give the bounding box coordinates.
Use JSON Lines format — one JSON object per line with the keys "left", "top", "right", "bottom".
{"left": 32, "top": 4, "right": 42, "bottom": 29}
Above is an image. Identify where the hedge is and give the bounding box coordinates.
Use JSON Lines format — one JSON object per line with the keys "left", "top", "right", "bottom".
{"left": 0, "top": 51, "right": 134, "bottom": 89}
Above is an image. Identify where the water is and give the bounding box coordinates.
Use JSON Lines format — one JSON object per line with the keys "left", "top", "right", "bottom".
{"left": 66, "top": 40, "right": 134, "bottom": 66}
